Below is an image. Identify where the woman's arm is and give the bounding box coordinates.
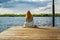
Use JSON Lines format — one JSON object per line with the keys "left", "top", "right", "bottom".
{"left": 23, "top": 22, "right": 27, "bottom": 28}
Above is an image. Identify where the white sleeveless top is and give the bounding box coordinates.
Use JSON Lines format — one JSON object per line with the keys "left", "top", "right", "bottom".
{"left": 25, "top": 16, "right": 35, "bottom": 28}
{"left": 25, "top": 21, "right": 34, "bottom": 28}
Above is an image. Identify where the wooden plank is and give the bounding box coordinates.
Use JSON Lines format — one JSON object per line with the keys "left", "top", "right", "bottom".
{"left": 0, "top": 26, "right": 60, "bottom": 40}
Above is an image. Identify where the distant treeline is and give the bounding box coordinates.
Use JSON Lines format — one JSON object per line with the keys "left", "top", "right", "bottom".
{"left": 0, "top": 14, "right": 25, "bottom": 17}
{"left": 0, "top": 14, "right": 60, "bottom": 17}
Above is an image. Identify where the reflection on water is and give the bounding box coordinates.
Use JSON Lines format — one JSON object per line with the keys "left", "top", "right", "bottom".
{"left": 0, "top": 17, "right": 60, "bottom": 32}
{"left": 55, "top": 17, "right": 60, "bottom": 27}
{"left": 34, "top": 17, "right": 52, "bottom": 26}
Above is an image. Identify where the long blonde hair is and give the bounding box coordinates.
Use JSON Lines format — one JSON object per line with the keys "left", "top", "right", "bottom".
{"left": 26, "top": 11, "right": 32, "bottom": 20}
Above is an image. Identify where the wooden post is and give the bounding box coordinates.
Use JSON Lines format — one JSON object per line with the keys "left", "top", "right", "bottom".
{"left": 52, "top": 0, "right": 55, "bottom": 27}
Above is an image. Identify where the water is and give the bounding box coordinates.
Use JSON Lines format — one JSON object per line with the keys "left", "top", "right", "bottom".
{"left": 0, "top": 17, "right": 60, "bottom": 32}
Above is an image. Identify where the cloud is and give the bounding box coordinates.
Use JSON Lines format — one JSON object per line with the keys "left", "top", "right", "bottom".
{"left": 0, "top": 8, "right": 15, "bottom": 14}
{"left": 31, "top": 2, "right": 52, "bottom": 14}
{"left": 0, "top": 0, "right": 10, "bottom": 3}
{"left": 0, "top": 0, "right": 60, "bottom": 14}
{"left": 0, "top": 0, "right": 51, "bottom": 14}
{"left": 0, "top": 0, "right": 50, "bottom": 8}
{"left": 31, "top": 0, "right": 60, "bottom": 14}
{"left": 0, "top": 0, "right": 51, "bottom": 8}
{"left": 55, "top": 0, "right": 60, "bottom": 13}
{"left": 14, "top": 0, "right": 51, "bottom": 2}
{"left": 0, "top": 8, "right": 23, "bottom": 14}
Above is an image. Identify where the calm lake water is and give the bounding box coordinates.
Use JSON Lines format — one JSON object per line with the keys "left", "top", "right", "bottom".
{"left": 0, "top": 17, "right": 60, "bottom": 32}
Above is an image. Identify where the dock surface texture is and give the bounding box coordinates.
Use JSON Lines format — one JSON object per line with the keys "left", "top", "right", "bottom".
{"left": 0, "top": 26, "right": 60, "bottom": 40}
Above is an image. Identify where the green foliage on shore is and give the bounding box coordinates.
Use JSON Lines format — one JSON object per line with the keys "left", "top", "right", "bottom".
{"left": 0, "top": 14, "right": 25, "bottom": 17}
{"left": 0, "top": 13, "right": 60, "bottom": 17}
{"left": 32, "top": 14, "right": 52, "bottom": 17}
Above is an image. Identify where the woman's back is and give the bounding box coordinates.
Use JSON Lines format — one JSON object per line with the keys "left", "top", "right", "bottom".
{"left": 24, "top": 11, "right": 37, "bottom": 28}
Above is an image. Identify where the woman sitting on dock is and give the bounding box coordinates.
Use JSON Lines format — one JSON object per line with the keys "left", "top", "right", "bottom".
{"left": 24, "top": 11, "right": 38, "bottom": 28}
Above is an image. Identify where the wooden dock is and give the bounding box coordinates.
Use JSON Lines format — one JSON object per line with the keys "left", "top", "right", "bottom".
{"left": 0, "top": 26, "right": 60, "bottom": 40}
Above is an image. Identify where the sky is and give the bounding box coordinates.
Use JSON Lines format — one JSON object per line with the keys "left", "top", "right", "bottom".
{"left": 0, "top": 0, "right": 60, "bottom": 14}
